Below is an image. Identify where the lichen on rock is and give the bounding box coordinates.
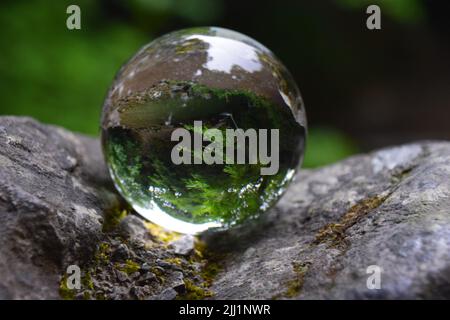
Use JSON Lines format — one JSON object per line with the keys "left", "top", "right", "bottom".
{"left": 1, "top": 116, "right": 450, "bottom": 299}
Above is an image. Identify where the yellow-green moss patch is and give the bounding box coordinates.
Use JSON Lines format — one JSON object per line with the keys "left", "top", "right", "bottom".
{"left": 94, "top": 242, "right": 111, "bottom": 264}
{"left": 145, "top": 222, "right": 181, "bottom": 243}
{"left": 117, "top": 259, "right": 140, "bottom": 275}
{"left": 59, "top": 274, "right": 75, "bottom": 300}
{"left": 177, "top": 279, "right": 214, "bottom": 300}
{"left": 285, "top": 262, "right": 310, "bottom": 298}
{"left": 272, "top": 262, "right": 310, "bottom": 299}
{"left": 102, "top": 205, "right": 129, "bottom": 232}
{"left": 314, "top": 195, "right": 388, "bottom": 247}
{"left": 164, "top": 257, "right": 183, "bottom": 265}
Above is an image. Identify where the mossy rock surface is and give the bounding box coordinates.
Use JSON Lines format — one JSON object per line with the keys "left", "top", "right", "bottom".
{"left": 1, "top": 116, "right": 450, "bottom": 299}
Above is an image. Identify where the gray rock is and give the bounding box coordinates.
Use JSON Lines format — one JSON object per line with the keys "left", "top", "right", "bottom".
{"left": 170, "top": 271, "right": 186, "bottom": 294}
{"left": 137, "top": 272, "right": 156, "bottom": 285}
{"left": 169, "top": 235, "right": 195, "bottom": 256}
{"left": 117, "top": 214, "right": 149, "bottom": 243}
{"left": 115, "top": 270, "right": 129, "bottom": 283}
{"left": 149, "top": 288, "right": 178, "bottom": 300}
{"left": 111, "top": 244, "right": 131, "bottom": 262}
{"left": 0, "top": 116, "right": 121, "bottom": 299}
{"left": 0, "top": 117, "right": 200, "bottom": 300}
{"left": 205, "top": 141, "right": 450, "bottom": 299}
{"left": 1, "top": 116, "right": 450, "bottom": 299}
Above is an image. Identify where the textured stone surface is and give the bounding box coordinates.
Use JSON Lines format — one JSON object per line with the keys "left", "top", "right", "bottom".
{"left": 0, "top": 116, "right": 117, "bottom": 299}
{"left": 1, "top": 116, "right": 450, "bottom": 299}
{"left": 0, "top": 117, "right": 204, "bottom": 300}
{"left": 206, "top": 141, "right": 450, "bottom": 299}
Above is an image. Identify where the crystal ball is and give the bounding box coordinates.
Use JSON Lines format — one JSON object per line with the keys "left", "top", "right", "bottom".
{"left": 101, "top": 27, "right": 306, "bottom": 234}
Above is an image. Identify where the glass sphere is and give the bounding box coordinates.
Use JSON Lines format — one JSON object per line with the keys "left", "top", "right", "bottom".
{"left": 101, "top": 27, "right": 306, "bottom": 234}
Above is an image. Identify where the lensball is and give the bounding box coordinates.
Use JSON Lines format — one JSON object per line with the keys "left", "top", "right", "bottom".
{"left": 101, "top": 27, "right": 306, "bottom": 234}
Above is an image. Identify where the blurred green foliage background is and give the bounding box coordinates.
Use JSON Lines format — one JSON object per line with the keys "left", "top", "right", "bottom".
{"left": 1, "top": 0, "right": 449, "bottom": 168}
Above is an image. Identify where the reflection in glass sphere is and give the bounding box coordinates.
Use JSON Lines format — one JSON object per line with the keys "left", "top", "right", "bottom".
{"left": 101, "top": 27, "right": 306, "bottom": 234}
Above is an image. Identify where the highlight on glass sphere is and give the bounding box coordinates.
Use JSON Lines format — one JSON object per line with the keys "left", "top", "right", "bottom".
{"left": 101, "top": 27, "right": 307, "bottom": 234}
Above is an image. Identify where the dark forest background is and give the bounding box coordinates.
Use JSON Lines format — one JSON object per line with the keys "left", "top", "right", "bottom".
{"left": 1, "top": 0, "right": 449, "bottom": 167}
